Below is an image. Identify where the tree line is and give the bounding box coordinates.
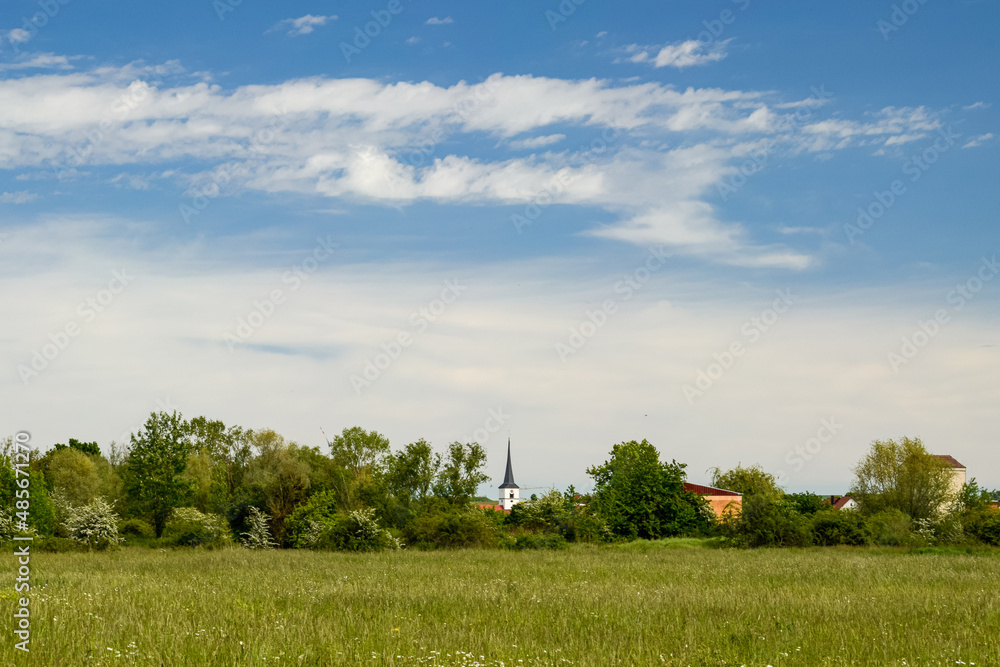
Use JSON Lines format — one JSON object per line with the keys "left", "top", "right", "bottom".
{"left": 1, "top": 414, "right": 997, "bottom": 551}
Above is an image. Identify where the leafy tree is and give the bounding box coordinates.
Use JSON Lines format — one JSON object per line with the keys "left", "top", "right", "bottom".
{"left": 586, "top": 439, "right": 708, "bottom": 540}
{"left": 385, "top": 439, "right": 440, "bottom": 507}
{"left": 47, "top": 448, "right": 101, "bottom": 507}
{"left": 0, "top": 437, "right": 56, "bottom": 536}
{"left": 811, "top": 509, "right": 870, "bottom": 546}
{"left": 243, "top": 429, "right": 311, "bottom": 544}
{"left": 53, "top": 438, "right": 102, "bottom": 457}
{"left": 329, "top": 426, "right": 390, "bottom": 477}
{"left": 710, "top": 464, "right": 783, "bottom": 497}
{"left": 849, "top": 437, "right": 954, "bottom": 520}
{"left": 123, "top": 411, "right": 194, "bottom": 537}
{"left": 433, "top": 442, "right": 489, "bottom": 505}
{"left": 719, "top": 494, "right": 812, "bottom": 548}
{"left": 786, "top": 492, "right": 826, "bottom": 516}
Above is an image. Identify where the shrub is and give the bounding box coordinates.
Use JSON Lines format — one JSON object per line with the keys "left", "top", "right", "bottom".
{"left": 118, "top": 518, "right": 156, "bottom": 539}
{"left": 36, "top": 536, "right": 86, "bottom": 553}
{"left": 297, "top": 508, "right": 398, "bottom": 552}
{"left": 241, "top": 506, "right": 277, "bottom": 550}
{"left": 965, "top": 510, "right": 1000, "bottom": 546}
{"left": 866, "top": 508, "right": 915, "bottom": 546}
{"left": 163, "top": 507, "right": 231, "bottom": 548}
{"left": 65, "top": 497, "right": 122, "bottom": 550}
{"left": 720, "top": 494, "right": 812, "bottom": 548}
{"left": 0, "top": 508, "right": 15, "bottom": 542}
{"left": 404, "top": 500, "right": 501, "bottom": 549}
{"left": 509, "top": 533, "right": 569, "bottom": 550}
{"left": 285, "top": 490, "right": 338, "bottom": 548}
{"left": 812, "top": 509, "right": 870, "bottom": 546}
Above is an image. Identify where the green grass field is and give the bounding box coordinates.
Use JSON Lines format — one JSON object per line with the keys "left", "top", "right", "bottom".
{"left": 3, "top": 542, "right": 999, "bottom": 666}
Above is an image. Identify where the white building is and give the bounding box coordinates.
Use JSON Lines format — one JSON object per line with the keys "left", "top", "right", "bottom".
{"left": 498, "top": 438, "right": 522, "bottom": 511}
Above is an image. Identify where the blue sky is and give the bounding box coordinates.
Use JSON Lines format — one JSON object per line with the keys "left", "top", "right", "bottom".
{"left": 1, "top": 0, "right": 997, "bottom": 495}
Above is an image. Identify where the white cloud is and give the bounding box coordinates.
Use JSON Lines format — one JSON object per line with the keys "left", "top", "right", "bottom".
{"left": 0, "top": 64, "right": 949, "bottom": 267}
{"left": 425, "top": 17, "right": 453, "bottom": 25}
{"left": 508, "top": 134, "right": 565, "bottom": 150}
{"left": 0, "top": 191, "right": 38, "bottom": 204}
{"left": 406, "top": 36, "right": 420, "bottom": 45}
{"left": 621, "top": 39, "right": 729, "bottom": 69}
{"left": 268, "top": 14, "right": 337, "bottom": 36}
{"left": 0, "top": 52, "right": 75, "bottom": 71}
{"left": 962, "top": 133, "right": 994, "bottom": 149}
{"left": 963, "top": 101, "right": 991, "bottom": 111}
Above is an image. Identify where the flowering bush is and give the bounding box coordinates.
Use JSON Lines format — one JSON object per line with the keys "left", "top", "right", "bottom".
{"left": 65, "top": 498, "right": 122, "bottom": 550}
{"left": 240, "top": 506, "right": 277, "bottom": 550}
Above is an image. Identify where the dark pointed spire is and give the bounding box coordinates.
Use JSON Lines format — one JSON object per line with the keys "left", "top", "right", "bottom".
{"left": 499, "top": 436, "right": 518, "bottom": 489}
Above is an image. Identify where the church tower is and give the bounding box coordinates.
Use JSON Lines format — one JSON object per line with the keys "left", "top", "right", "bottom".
{"left": 499, "top": 437, "right": 521, "bottom": 511}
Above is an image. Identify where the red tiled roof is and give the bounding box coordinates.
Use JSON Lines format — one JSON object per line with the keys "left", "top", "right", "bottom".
{"left": 832, "top": 496, "right": 855, "bottom": 510}
{"left": 475, "top": 503, "right": 509, "bottom": 513}
{"left": 683, "top": 482, "right": 741, "bottom": 497}
{"left": 934, "top": 454, "right": 966, "bottom": 469}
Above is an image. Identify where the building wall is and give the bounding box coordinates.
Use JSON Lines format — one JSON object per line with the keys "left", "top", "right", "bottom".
{"left": 704, "top": 495, "right": 741, "bottom": 516}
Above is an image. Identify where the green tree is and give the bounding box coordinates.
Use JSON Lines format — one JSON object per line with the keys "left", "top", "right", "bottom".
{"left": 123, "top": 411, "right": 194, "bottom": 537}
{"left": 587, "top": 439, "right": 707, "bottom": 540}
{"left": 849, "top": 437, "right": 954, "bottom": 520}
{"left": 710, "top": 464, "right": 783, "bottom": 498}
{"left": 243, "top": 429, "right": 312, "bottom": 544}
{"left": 433, "top": 442, "right": 489, "bottom": 505}
{"left": 786, "top": 492, "right": 826, "bottom": 515}
{"left": 329, "top": 426, "right": 390, "bottom": 477}
{"left": 386, "top": 439, "right": 440, "bottom": 507}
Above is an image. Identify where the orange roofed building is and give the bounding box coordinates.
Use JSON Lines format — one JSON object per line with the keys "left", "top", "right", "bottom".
{"left": 683, "top": 482, "right": 742, "bottom": 516}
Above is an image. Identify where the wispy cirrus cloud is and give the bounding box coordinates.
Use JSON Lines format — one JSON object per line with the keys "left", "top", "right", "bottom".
{"left": 267, "top": 14, "right": 337, "bottom": 37}
{"left": 962, "top": 133, "right": 994, "bottom": 149}
{"left": 0, "top": 191, "right": 39, "bottom": 204}
{"left": 425, "top": 17, "right": 454, "bottom": 25}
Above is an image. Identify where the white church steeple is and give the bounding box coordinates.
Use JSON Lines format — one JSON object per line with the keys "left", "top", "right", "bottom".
{"left": 498, "top": 437, "right": 521, "bottom": 511}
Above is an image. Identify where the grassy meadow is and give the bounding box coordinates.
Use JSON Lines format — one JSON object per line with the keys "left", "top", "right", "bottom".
{"left": 3, "top": 542, "right": 999, "bottom": 666}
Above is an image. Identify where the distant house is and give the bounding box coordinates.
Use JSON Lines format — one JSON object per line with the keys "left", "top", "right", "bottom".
{"left": 475, "top": 503, "right": 509, "bottom": 513}
{"left": 683, "top": 482, "right": 742, "bottom": 516}
{"left": 825, "top": 495, "right": 858, "bottom": 511}
{"left": 933, "top": 454, "right": 967, "bottom": 497}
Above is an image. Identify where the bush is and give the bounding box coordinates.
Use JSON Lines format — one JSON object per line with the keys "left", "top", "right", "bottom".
{"left": 286, "top": 490, "right": 338, "bottom": 548}
{"left": 118, "top": 518, "right": 156, "bottom": 539}
{"left": 811, "top": 509, "right": 870, "bottom": 546}
{"left": 163, "top": 507, "right": 231, "bottom": 548}
{"left": 404, "top": 500, "right": 501, "bottom": 549}
{"left": 508, "top": 533, "right": 569, "bottom": 550}
{"left": 297, "top": 507, "right": 398, "bottom": 552}
{"left": 65, "top": 498, "right": 122, "bottom": 550}
{"left": 866, "top": 509, "right": 915, "bottom": 546}
{"left": 36, "top": 536, "right": 86, "bottom": 553}
{"left": 719, "top": 494, "right": 812, "bottom": 548}
{"left": 965, "top": 510, "right": 1000, "bottom": 546}
{"left": 241, "top": 506, "right": 277, "bottom": 550}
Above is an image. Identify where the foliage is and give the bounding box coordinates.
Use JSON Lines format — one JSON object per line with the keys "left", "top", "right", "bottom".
{"left": 163, "top": 507, "right": 232, "bottom": 548}
{"left": 241, "top": 506, "right": 278, "bottom": 550}
{"left": 385, "top": 439, "right": 440, "bottom": 507}
{"left": 507, "top": 532, "right": 569, "bottom": 550}
{"left": 123, "top": 411, "right": 194, "bottom": 536}
{"left": 0, "top": 441, "right": 56, "bottom": 537}
{"left": 719, "top": 493, "right": 812, "bottom": 548}
{"left": 866, "top": 508, "right": 915, "bottom": 546}
{"left": 433, "top": 442, "right": 490, "bottom": 505}
{"left": 811, "top": 509, "right": 870, "bottom": 546}
{"left": 403, "top": 499, "right": 502, "bottom": 549}
{"left": 243, "top": 430, "right": 312, "bottom": 544}
{"left": 849, "top": 436, "right": 954, "bottom": 520}
{"left": 709, "top": 463, "right": 783, "bottom": 497}
{"left": 118, "top": 518, "right": 156, "bottom": 539}
{"left": 786, "top": 492, "right": 827, "bottom": 516}
{"left": 587, "top": 439, "right": 708, "bottom": 540}
{"left": 47, "top": 447, "right": 102, "bottom": 506}
{"left": 65, "top": 497, "right": 123, "bottom": 550}
{"left": 506, "top": 489, "right": 607, "bottom": 543}
{"left": 295, "top": 507, "right": 398, "bottom": 552}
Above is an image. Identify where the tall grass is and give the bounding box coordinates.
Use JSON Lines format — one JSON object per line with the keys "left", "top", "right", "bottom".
{"left": 2, "top": 543, "right": 999, "bottom": 665}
